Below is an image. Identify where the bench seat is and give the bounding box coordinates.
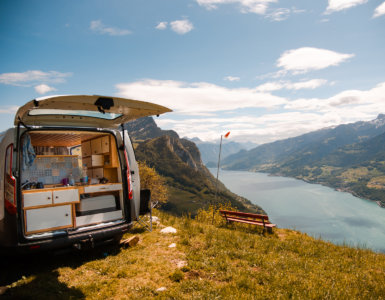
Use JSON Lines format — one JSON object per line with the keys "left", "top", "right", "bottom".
{"left": 220, "top": 210, "right": 276, "bottom": 232}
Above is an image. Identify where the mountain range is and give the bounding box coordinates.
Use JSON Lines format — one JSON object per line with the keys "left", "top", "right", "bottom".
{"left": 187, "top": 137, "right": 257, "bottom": 165}
{"left": 222, "top": 114, "right": 385, "bottom": 206}
{"left": 124, "top": 117, "right": 264, "bottom": 216}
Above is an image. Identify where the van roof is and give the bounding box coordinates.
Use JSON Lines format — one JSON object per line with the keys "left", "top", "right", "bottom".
{"left": 15, "top": 95, "right": 172, "bottom": 128}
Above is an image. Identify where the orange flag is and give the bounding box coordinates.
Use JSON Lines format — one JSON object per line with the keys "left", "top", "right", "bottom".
{"left": 224, "top": 131, "right": 230, "bottom": 138}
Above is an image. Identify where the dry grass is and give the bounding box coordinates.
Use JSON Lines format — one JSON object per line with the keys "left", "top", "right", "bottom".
{"left": 1, "top": 209, "right": 385, "bottom": 299}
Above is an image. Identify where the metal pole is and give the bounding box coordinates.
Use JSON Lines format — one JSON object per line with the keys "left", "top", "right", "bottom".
{"left": 212, "top": 135, "right": 223, "bottom": 224}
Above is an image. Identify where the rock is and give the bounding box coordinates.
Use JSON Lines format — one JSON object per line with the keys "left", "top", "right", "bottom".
{"left": 156, "top": 287, "right": 167, "bottom": 292}
{"left": 120, "top": 236, "right": 140, "bottom": 248}
{"left": 168, "top": 243, "right": 176, "bottom": 248}
{"left": 160, "top": 226, "right": 177, "bottom": 234}
{"left": 177, "top": 260, "right": 187, "bottom": 268}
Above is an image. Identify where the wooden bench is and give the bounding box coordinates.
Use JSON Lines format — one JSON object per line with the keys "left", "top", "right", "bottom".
{"left": 220, "top": 210, "right": 276, "bottom": 233}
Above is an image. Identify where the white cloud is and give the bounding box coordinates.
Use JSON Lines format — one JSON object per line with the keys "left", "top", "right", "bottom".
{"left": 115, "top": 79, "right": 287, "bottom": 114}
{"left": 267, "top": 8, "right": 291, "bottom": 21}
{"left": 34, "top": 84, "right": 57, "bottom": 94}
{"left": 0, "top": 70, "right": 72, "bottom": 86}
{"left": 276, "top": 47, "right": 354, "bottom": 74}
{"left": 0, "top": 106, "right": 19, "bottom": 114}
{"left": 156, "top": 22, "right": 168, "bottom": 30}
{"left": 196, "top": 0, "right": 276, "bottom": 15}
{"left": 224, "top": 76, "right": 240, "bottom": 82}
{"left": 170, "top": 19, "right": 194, "bottom": 34}
{"left": 373, "top": 2, "right": 385, "bottom": 18}
{"left": 325, "top": 0, "right": 368, "bottom": 14}
{"left": 256, "top": 79, "right": 328, "bottom": 92}
{"left": 90, "top": 20, "right": 132, "bottom": 36}
{"left": 117, "top": 79, "right": 385, "bottom": 144}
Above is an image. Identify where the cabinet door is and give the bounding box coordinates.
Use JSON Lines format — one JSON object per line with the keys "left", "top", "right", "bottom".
{"left": 82, "top": 141, "right": 91, "bottom": 157}
{"left": 91, "top": 138, "right": 102, "bottom": 154}
{"left": 83, "top": 156, "right": 92, "bottom": 168}
{"left": 23, "top": 191, "right": 52, "bottom": 208}
{"left": 92, "top": 167, "right": 104, "bottom": 179}
{"left": 53, "top": 189, "right": 79, "bottom": 204}
{"left": 91, "top": 155, "right": 104, "bottom": 167}
{"left": 101, "top": 136, "right": 110, "bottom": 153}
{"left": 25, "top": 205, "right": 73, "bottom": 233}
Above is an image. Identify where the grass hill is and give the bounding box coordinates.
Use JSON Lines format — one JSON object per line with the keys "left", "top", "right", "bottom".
{"left": 223, "top": 114, "right": 385, "bottom": 206}
{"left": 125, "top": 117, "right": 263, "bottom": 216}
{"left": 2, "top": 209, "right": 385, "bottom": 299}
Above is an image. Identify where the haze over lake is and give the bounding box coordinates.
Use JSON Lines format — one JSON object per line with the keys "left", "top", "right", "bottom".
{"left": 211, "top": 169, "right": 385, "bottom": 253}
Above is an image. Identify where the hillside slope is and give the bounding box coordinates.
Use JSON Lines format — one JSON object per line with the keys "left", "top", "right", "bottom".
{"left": 223, "top": 115, "right": 385, "bottom": 206}
{"left": 2, "top": 210, "right": 385, "bottom": 299}
{"left": 125, "top": 117, "right": 264, "bottom": 215}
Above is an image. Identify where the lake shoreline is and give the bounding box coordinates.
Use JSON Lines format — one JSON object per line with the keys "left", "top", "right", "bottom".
{"left": 212, "top": 168, "right": 385, "bottom": 253}
{"left": 257, "top": 170, "right": 385, "bottom": 209}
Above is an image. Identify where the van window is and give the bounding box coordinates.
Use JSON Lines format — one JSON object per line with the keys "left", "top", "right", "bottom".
{"left": 29, "top": 109, "right": 122, "bottom": 120}
{"left": 4, "top": 144, "right": 16, "bottom": 214}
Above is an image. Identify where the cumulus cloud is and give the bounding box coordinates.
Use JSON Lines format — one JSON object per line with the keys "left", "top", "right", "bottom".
{"left": 224, "top": 76, "right": 240, "bottom": 82}
{"left": 325, "top": 0, "right": 368, "bottom": 14}
{"left": 170, "top": 19, "right": 194, "bottom": 34}
{"left": 266, "top": 8, "right": 291, "bottom": 21}
{"left": 0, "top": 70, "right": 72, "bottom": 86}
{"left": 116, "top": 78, "right": 385, "bottom": 144}
{"left": 0, "top": 106, "right": 19, "bottom": 114}
{"left": 373, "top": 2, "right": 385, "bottom": 18}
{"left": 156, "top": 21, "right": 168, "bottom": 30}
{"left": 276, "top": 47, "right": 354, "bottom": 75}
{"left": 90, "top": 20, "right": 132, "bottom": 36}
{"left": 115, "top": 79, "right": 286, "bottom": 114}
{"left": 256, "top": 79, "right": 328, "bottom": 92}
{"left": 34, "top": 84, "right": 57, "bottom": 95}
{"left": 196, "top": 0, "right": 276, "bottom": 15}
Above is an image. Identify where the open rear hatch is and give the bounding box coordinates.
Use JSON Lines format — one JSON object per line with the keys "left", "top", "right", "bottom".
{"left": 15, "top": 95, "right": 172, "bottom": 128}
{"left": 21, "top": 130, "right": 127, "bottom": 238}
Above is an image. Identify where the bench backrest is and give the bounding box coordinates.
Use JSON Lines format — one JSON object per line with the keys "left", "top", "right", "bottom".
{"left": 219, "top": 210, "right": 269, "bottom": 221}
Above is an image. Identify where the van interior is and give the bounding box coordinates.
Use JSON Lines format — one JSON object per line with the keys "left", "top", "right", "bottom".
{"left": 20, "top": 130, "right": 125, "bottom": 238}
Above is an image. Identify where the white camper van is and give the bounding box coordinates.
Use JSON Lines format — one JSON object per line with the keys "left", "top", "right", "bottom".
{"left": 0, "top": 95, "right": 171, "bottom": 254}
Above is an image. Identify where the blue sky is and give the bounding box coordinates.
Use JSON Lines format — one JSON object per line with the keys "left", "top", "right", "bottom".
{"left": 1, "top": 0, "right": 385, "bottom": 143}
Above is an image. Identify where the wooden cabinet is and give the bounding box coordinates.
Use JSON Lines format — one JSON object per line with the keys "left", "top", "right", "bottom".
{"left": 53, "top": 189, "right": 79, "bottom": 204}
{"left": 23, "top": 191, "right": 52, "bottom": 208}
{"left": 92, "top": 167, "right": 104, "bottom": 180}
{"left": 23, "top": 188, "right": 79, "bottom": 235}
{"left": 81, "top": 135, "right": 119, "bottom": 182}
{"left": 91, "top": 138, "right": 102, "bottom": 154}
{"left": 81, "top": 141, "right": 91, "bottom": 157}
{"left": 25, "top": 205, "right": 73, "bottom": 234}
{"left": 101, "top": 136, "right": 110, "bottom": 153}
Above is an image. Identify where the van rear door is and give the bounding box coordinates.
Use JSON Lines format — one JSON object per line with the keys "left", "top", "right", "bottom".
{"left": 15, "top": 95, "right": 171, "bottom": 128}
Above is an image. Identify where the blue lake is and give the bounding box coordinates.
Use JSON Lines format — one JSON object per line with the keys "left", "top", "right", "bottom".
{"left": 210, "top": 169, "right": 385, "bottom": 253}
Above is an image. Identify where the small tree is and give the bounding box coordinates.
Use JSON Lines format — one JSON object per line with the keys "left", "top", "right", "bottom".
{"left": 138, "top": 161, "right": 168, "bottom": 204}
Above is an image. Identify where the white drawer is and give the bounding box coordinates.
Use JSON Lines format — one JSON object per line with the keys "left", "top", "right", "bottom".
{"left": 23, "top": 191, "right": 52, "bottom": 208}
{"left": 53, "top": 188, "right": 79, "bottom": 204}
{"left": 83, "top": 183, "right": 122, "bottom": 193}
{"left": 25, "top": 205, "right": 72, "bottom": 233}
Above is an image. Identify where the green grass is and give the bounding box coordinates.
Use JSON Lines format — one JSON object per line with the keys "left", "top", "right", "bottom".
{"left": 1, "top": 209, "right": 385, "bottom": 299}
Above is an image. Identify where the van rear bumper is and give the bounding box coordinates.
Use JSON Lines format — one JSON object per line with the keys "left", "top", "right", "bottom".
{"left": 2, "top": 222, "right": 131, "bottom": 255}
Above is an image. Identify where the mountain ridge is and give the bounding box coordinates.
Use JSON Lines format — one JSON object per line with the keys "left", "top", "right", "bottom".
{"left": 124, "top": 117, "right": 264, "bottom": 215}
{"left": 222, "top": 114, "right": 385, "bottom": 206}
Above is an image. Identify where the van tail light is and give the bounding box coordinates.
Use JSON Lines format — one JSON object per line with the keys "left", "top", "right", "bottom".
{"left": 4, "top": 144, "right": 17, "bottom": 215}
{"left": 124, "top": 150, "right": 133, "bottom": 200}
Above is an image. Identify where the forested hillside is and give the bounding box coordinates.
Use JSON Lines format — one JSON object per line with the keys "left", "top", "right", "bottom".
{"left": 222, "top": 115, "right": 385, "bottom": 206}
